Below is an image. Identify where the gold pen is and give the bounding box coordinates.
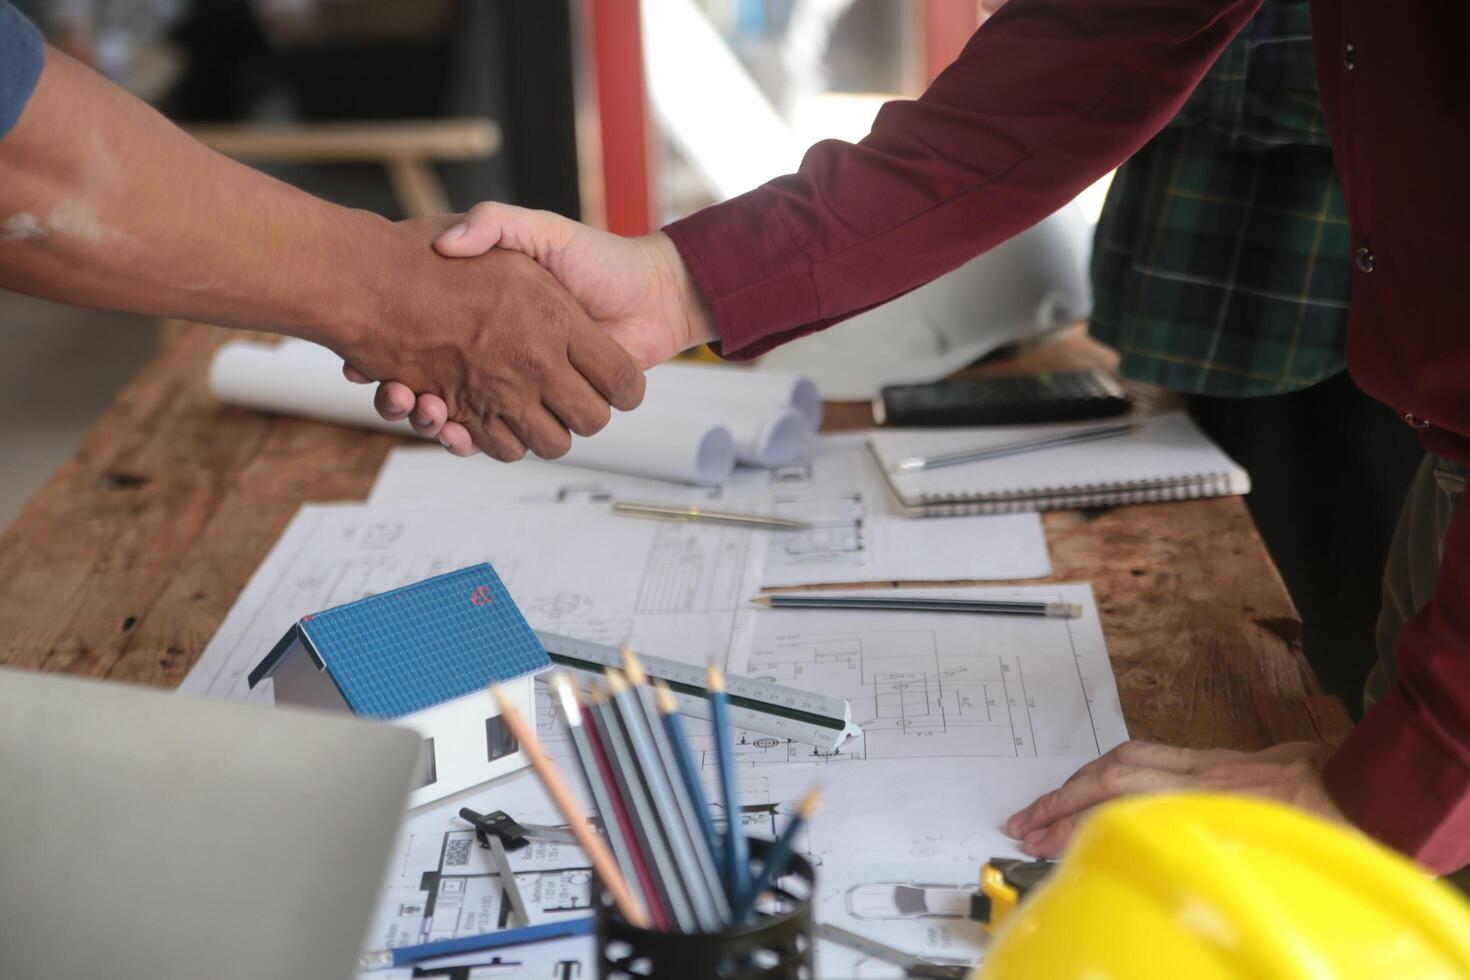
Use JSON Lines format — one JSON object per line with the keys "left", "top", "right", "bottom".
{"left": 611, "top": 500, "right": 813, "bottom": 530}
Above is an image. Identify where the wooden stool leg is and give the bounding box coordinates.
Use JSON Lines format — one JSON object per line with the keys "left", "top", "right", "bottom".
{"left": 386, "top": 158, "right": 452, "bottom": 218}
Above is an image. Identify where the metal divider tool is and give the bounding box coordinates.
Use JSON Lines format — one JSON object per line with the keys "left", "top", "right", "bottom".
{"left": 485, "top": 835, "right": 532, "bottom": 927}
{"left": 457, "top": 808, "right": 534, "bottom": 928}
{"left": 535, "top": 631, "right": 858, "bottom": 751}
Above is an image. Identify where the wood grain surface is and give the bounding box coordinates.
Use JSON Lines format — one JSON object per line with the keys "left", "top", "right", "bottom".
{"left": 0, "top": 324, "right": 1352, "bottom": 750}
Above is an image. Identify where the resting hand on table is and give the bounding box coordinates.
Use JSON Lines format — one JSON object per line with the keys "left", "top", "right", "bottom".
{"left": 1005, "top": 740, "right": 1344, "bottom": 859}
{"left": 350, "top": 203, "right": 718, "bottom": 456}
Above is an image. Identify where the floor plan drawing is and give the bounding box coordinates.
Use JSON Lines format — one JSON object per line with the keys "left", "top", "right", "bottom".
{"left": 726, "top": 439, "right": 1051, "bottom": 587}
{"left": 175, "top": 483, "right": 1134, "bottom": 977}
{"left": 365, "top": 437, "right": 1052, "bottom": 588}
{"left": 180, "top": 504, "right": 766, "bottom": 705}
{"left": 361, "top": 773, "right": 786, "bottom": 980}
{"left": 743, "top": 628, "right": 1054, "bottom": 759}
{"left": 634, "top": 519, "right": 755, "bottom": 616}
{"left": 726, "top": 584, "right": 1128, "bottom": 762}
{"left": 368, "top": 804, "right": 599, "bottom": 979}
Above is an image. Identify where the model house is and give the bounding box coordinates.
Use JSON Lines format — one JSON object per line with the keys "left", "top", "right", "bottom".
{"left": 247, "top": 562, "right": 549, "bottom": 808}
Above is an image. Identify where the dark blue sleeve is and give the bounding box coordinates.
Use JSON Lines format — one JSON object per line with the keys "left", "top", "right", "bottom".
{"left": 0, "top": 1, "right": 43, "bottom": 139}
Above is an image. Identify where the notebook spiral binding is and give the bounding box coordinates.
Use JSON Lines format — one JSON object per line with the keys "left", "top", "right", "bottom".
{"left": 908, "top": 473, "right": 1244, "bottom": 516}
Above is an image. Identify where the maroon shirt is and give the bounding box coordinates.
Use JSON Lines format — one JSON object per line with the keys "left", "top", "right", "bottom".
{"left": 666, "top": 0, "right": 1470, "bottom": 871}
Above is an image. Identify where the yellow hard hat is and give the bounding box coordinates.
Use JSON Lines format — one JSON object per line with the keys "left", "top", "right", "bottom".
{"left": 977, "top": 793, "right": 1470, "bottom": 979}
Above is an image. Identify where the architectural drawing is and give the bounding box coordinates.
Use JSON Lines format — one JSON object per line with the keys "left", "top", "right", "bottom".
{"left": 363, "top": 782, "right": 785, "bottom": 980}
{"left": 181, "top": 504, "right": 766, "bottom": 706}
{"left": 522, "top": 593, "right": 596, "bottom": 622}
{"left": 179, "top": 498, "right": 1120, "bottom": 977}
{"left": 725, "top": 585, "right": 1128, "bottom": 762}
{"left": 365, "top": 438, "right": 1052, "bottom": 588}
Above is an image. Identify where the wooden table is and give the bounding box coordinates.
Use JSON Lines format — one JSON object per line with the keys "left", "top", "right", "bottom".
{"left": 0, "top": 324, "right": 1352, "bottom": 751}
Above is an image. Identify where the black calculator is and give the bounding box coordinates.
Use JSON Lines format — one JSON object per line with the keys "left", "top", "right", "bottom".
{"left": 875, "top": 369, "right": 1132, "bottom": 427}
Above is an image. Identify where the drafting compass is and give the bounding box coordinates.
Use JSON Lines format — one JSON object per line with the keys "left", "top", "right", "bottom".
{"left": 457, "top": 808, "right": 557, "bottom": 928}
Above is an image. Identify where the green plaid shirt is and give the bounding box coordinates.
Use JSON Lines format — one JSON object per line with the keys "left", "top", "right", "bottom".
{"left": 1089, "top": 0, "right": 1351, "bottom": 397}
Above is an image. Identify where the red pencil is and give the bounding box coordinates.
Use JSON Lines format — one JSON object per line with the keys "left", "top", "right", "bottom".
{"left": 584, "top": 681, "right": 671, "bottom": 930}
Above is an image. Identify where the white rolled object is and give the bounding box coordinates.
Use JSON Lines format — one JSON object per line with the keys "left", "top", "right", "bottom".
{"left": 208, "top": 340, "right": 741, "bottom": 485}
{"left": 208, "top": 339, "right": 417, "bottom": 438}
{"left": 740, "top": 407, "right": 811, "bottom": 469}
{"left": 561, "top": 409, "right": 736, "bottom": 487}
{"left": 644, "top": 362, "right": 821, "bottom": 430}
{"left": 643, "top": 362, "right": 822, "bottom": 449}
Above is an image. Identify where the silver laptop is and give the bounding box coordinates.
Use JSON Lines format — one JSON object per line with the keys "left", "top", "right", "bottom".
{"left": 0, "top": 668, "right": 421, "bottom": 980}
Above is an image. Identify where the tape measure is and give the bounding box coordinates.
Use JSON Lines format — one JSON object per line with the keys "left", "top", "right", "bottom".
{"left": 535, "top": 631, "right": 858, "bottom": 750}
{"left": 970, "top": 857, "right": 1057, "bottom": 934}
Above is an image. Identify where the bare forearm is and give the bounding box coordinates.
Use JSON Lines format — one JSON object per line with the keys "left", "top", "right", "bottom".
{"left": 0, "top": 45, "right": 397, "bottom": 350}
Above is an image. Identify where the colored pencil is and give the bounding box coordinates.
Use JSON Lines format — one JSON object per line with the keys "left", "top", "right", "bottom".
{"left": 593, "top": 674, "right": 697, "bottom": 931}
{"left": 488, "top": 686, "right": 648, "bottom": 928}
{"left": 623, "top": 649, "right": 731, "bottom": 928}
{"left": 607, "top": 668, "right": 719, "bottom": 931}
{"left": 549, "top": 673, "right": 650, "bottom": 918}
{"left": 654, "top": 679, "right": 723, "bottom": 868}
{"left": 735, "top": 787, "right": 822, "bottom": 922}
{"left": 585, "top": 682, "right": 671, "bottom": 931}
{"left": 751, "top": 594, "right": 1082, "bottom": 618}
{"left": 359, "top": 916, "right": 596, "bottom": 970}
{"left": 707, "top": 663, "right": 750, "bottom": 901}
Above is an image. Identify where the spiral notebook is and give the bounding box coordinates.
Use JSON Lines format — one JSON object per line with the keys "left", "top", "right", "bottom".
{"left": 867, "top": 412, "right": 1251, "bottom": 517}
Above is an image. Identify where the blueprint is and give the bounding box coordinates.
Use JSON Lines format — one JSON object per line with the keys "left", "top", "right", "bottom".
{"left": 354, "top": 754, "right": 1087, "bottom": 979}
{"left": 365, "top": 435, "right": 1051, "bottom": 588}
{"left": 181, "top": 505, "right": 1123, "bottom": 977}
{"left": 724, "top": 585, "right": 1127, "bottom": 764}
{"left": 179, "top": 503, "right": 766, "bottom": 704}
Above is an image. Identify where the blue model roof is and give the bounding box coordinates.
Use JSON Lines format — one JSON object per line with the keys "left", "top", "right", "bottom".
{"left": 249, "top": 563, "right": 549, "bottom": 719}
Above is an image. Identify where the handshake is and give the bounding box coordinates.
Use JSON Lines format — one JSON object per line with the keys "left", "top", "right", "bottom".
{"left": 339, "top": 206, "right": 720, "bottom": 462}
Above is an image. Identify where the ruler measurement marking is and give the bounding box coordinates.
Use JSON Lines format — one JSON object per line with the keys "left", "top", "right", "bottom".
{"left": 546, "top": 651, "right": 843, "bottom": 733}
{"left": 536, "top": 632, "right": 851, "bottom": 749}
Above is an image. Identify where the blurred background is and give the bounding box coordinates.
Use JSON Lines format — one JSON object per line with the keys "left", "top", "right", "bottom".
{"left": 0, "top": 0, "right": 1105, "bottom": 529}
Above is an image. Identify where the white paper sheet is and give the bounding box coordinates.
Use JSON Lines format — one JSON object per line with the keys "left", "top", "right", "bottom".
{"left": 181, "top": 509, "right": 1114, "bottom": 978}
{"left": 180, "top": 499, "right": 1123, "bottom": 980}
{"left": 179, "top": 504, "right": 766, "bottom": 705}
{"left": 348, "top": 754, "right": 1089, "bottom": 979}
{"left": 723, "top": 437, "right": 1051, "bottom": 587}
{"left": 725, "top": 584, "right": 1128, "bottom": 761}
{"left": 208, "top": 341, "right": 822, "bottom": 485}
{"left": 366, "top": 435, "right": 1052, "bottom": 587}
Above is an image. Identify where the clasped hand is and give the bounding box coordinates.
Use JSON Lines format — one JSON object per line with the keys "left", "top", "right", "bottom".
{"left": 357, "top": 209, "right": 1350, "bottom": 856}
{"left": 334, "top": 215, "right": 654, "bottom": 462}
{"left": 347, "top": 205, "right": 716, "bottom": 457}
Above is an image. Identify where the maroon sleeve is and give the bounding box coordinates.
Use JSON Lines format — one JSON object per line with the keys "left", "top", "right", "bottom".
{"left": 663, "top": 0, "right": 1263, "bottom": 359}
{"left": 1324, "top": 493, "right": 1470, "bottom": 873}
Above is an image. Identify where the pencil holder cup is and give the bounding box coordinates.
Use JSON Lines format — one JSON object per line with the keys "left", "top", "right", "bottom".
{"left": 595, "top": 838, "right": 817, "bottom": 979}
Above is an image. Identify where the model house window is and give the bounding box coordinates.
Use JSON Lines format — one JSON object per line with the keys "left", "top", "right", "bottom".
{"left": 419, "top": 737, "right": 438, "bottom": 788}
{"left": 486, "top": 715, "right": 518, "bottom": 762}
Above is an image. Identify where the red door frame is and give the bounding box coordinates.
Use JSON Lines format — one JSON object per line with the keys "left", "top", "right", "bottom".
{"left": 587, "top": 0, "right": 653, "bottom": 236}
{"left": 923, "top": 0, "right": 981, "bottom": 85}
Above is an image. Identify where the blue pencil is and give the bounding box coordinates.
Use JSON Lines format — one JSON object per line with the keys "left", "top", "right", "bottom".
{"left": 707, "top": 662, "right": 749, "bottom": 902}
{"left": 735, "top": 787, "right": 821, "bottom": 922}
{"left": 359, "top": 916, "right": 596, "bottom": 970}
{"left": 653, "top": 679, "right": 723, "bottom": 868}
